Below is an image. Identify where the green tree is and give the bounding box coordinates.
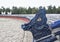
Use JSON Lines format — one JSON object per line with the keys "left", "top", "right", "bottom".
{"left": 27, "top": 7, "right": 32, "bottom": 14}
{"left": 0, "top": 8, "right": 2, "bottom": 14}
{"left": 32, "top": 7, "right": 38, "bottom": 14}
{"left": 12, "top": 6, "right": 18, "bottom": 14}
{"left": 5, "top": 8, "right": 11, "bottom": 14}
{"left": 1, "top": 6, "right": 5, "bottom": 12}
{"left": 52, "top": 6, "right": 57, "bottom": 13}
{"left": 56, "top": 7, "right": 60, "bottom": 14}
{"left": 47, "top": 6, "right": 53, "bottom": 14}
{"left": 18, "top": 7, "right": 27, "bottom": 14}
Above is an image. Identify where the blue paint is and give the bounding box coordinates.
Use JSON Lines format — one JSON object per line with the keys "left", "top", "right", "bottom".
{"left": 21, "top": 8, "right": 60, "bottom": 42}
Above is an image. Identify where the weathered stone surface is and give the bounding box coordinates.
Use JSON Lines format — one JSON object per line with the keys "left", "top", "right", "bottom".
{"left": 0, "top": 14, "right": 60, "bottom": 42}
{"left": 0, "top": 18, "right": 33, "bottom": 42}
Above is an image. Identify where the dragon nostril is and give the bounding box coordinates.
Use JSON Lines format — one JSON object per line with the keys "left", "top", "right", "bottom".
{"left": 21, "top": 24, "right": 25, "bottom": 29}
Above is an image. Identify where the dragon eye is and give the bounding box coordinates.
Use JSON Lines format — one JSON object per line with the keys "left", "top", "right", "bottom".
{"left": 37, "top": 18, "right": 41, "bottom": 21}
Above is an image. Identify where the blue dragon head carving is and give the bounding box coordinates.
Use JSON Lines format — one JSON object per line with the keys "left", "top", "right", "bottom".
{"left": 21, "top": 7, "right": 60, "bottom": 42}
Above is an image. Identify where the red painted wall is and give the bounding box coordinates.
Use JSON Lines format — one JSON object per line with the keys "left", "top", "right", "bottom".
{"left": 0, "top": 16, "right": 30, "bottom": 22}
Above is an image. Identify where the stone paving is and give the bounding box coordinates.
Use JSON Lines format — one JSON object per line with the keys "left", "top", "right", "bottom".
{"left": 0, "top": 18, "right": 33, "bottom": 42}
{"left": 0, "top": 15, "right": 60, "bottom": 42}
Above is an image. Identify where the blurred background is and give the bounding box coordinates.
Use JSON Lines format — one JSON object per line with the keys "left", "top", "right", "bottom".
{"left": 0, "top": 0, "right": 60, "bottom": 42}
{"left": 0, "top": 0, "right": 60, "bottom": 14}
